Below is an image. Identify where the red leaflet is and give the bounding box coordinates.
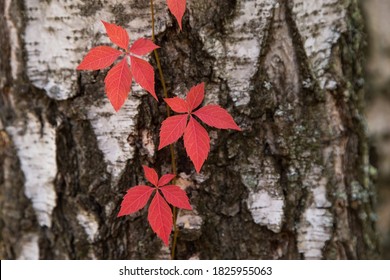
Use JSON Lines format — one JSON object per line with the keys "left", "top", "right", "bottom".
{"left": 148, "top": 192, "right": 172, "bottom": 246}
{"left": 159, "top": 83, "right": 240, "bottom": 172}
{"left": 118, "top": 166, "right": 192, "bottom": 245}
{"left": 184, "top": 117, "right": 210, "bottom": 173}
{"left": 143, "top": 165, "right": 159, "bottom": 187}
{"left": 186, "top": 82, "right": 204, "bottom": 111}
{"left": 164, "top": 97, "right": 188, "bottom": 113}
{"left": 77, "top": 21, "right": 159, "bottom": 111}
{"left": 158, "top": 174, "right": 176, "bottom": 187}
{"left": 104, "top": 58, "right": 132, "bottom": 112}
{"left": 131, "top": 56, "right": 158, "bottom": 101}
{"left": 102, "top": 21, "right": 129, "bottom": 50}
{"left": 158, "top": 114, "right": 188, "bottom": 150}
{"left": 166, "top": 0, "right": 186, "bottom": 30}
{"left": 193, "top": 105, "right": 242, "bottom": 130}
{"left": 130, "top": 38, "right": 160, "bottom": 56}
{"left": 160, "top": 185, "right": 192, "bottom": 210}
{"left": 76, "top": 46, "right": 122, "bottom": 70}
{"left": 117, "top": 186, "right": 154, "bottom": 217}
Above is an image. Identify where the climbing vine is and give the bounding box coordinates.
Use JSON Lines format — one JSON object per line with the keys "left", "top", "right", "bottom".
{"left": 76, "top": 0, "right": 240, "bottom": 258}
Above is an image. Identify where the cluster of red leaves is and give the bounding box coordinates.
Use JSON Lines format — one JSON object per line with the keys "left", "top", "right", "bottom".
{"left": 159, "top": 83, "right": 241, "bottom": 173}
{"left": 77, "top": 4, "right": 242, "bottom": 246}
{"left": 118, "top": 166, "right": 191, "bottom": 245}
{"left": 77, "top": 21, "right": 159, "bottom": 111}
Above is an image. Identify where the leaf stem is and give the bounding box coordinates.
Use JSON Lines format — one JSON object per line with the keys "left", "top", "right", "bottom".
{"left": 171, "top": 207, "right": 179, "bottom": 258}
{"left": 150, "top": 0, "right": 179, "bottom": 260}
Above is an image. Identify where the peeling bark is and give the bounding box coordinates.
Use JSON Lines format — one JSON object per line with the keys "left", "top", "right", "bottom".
{"left": 0, "top": 0, "right": 379, "bottom": 259}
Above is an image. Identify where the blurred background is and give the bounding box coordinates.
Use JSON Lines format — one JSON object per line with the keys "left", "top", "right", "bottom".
{"left": 363, "top": 0, "right": 390, "bottom": 259}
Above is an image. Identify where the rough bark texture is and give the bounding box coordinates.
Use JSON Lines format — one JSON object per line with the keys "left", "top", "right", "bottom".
{"left": 0, "top": 0, "right": 379, "bottom": 259}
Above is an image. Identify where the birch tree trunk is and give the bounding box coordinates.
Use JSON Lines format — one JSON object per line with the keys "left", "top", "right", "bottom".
{"left": 0, "top": 0, "right": 379, "bottom": 259}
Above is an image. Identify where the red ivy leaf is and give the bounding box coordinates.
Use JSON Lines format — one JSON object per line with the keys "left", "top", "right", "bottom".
{"left": 143, "top": 165, "right": 159, "bottom": 187}
{"left": 130, "top": 38, "right": 160, "bottom": 56}
{"left": 184, "top": 116, "right": 210, "bottom": 173}
{"left": 104, "top": 58, "right": 132, "bottom": 112}
{"left": 193, "top": 105, "right": 241, "bottom": 131}
{"left": 77, "top": 22, "right": 160, "bottom": 111}
{"left": 117, "top": 185, "right": 154, "bottom": 217}
{"left": 186, "top": 82, "right": 204, "bottom": 111}
{"left": 148, "top": 192, "right": 173, "bottom": 246}
{"left": 130, "top": 56, "right": 158, "bottom": 100}
{"left": 102, "top": 21, "right": 129, "bottom": 50}
{"left": 76, "top": 46, "right": 121, "bottom": 70}
{"left": 159, "top": 83, "right": 241, "bottom": 172}
{"left": 158, "top": 174, "right": 176, "bottom": 187}
{"left": 166, "top": 0, "right": 186, "bottom": 30}
{"left": 160, "top": 185, "right": 192, "bottom": 210}
{"left": 158, "top": 114, "right": 188, "bottom": 150}
{"left": 118, "top": 166, "right": 192, "bottom": 245}
{"left": 164, "top": 97, "right": 189, "bottom": 113}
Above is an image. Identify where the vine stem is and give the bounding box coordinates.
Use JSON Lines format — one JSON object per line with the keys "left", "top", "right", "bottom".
{"left": 150, "top": 0, "right": 179, "bottom": 260}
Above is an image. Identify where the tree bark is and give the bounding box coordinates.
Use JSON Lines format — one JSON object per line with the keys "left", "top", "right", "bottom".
{"left": 0, "top": 0, "right": 379, "bottom": 259}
